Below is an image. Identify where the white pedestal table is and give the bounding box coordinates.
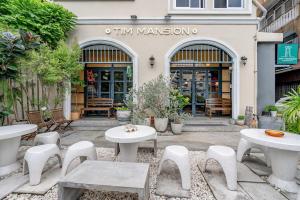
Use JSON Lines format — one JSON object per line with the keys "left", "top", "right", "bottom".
{"left": 105, "top": 125, "right": 156, "bottom": 162}
{"left": 240, "top": 128, "right": 300, "bottom": 193}
{"left": 0, "top": 124, "right": 37, "bottom": 176}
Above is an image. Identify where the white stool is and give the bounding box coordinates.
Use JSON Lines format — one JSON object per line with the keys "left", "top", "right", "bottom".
{"left": 23, "top": 144, "right": 62, "bottom": 186}
{"left": 61, "top": 141, "right": 97, "bottom": 176}
{"left": 33, "top": 132, "right": 61, "bottom": 148}
{"left": 205, "top": 145, "right": 237, "bottom": 191}
{"left": 158, "top": 145, "right": 191, "bottom": 190}
{"left": 237, "top": 138, "right": 271, "bottom": 167}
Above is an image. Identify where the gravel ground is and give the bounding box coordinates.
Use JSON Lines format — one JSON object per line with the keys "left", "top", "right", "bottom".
{"left": 4, "top": 148, "right": 215, "bottom": 200}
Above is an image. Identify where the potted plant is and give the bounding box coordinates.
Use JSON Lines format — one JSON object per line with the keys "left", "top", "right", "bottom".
{"left": 141, "top": 75, "right": 170, "bottom": 132}
{"left": 264, "top": 105, "right": 278, "bottom": 117}
{"left": 168, "top": 89, "right": 190, "bottom": 134}
{"left": 116, "top": 106, "right": 131, "bottom": 121}
{"left": 169, "top": 112, "right": 191, "bottom": 134}
{"left": 236, "top": 115, "right": 245, "bottom": 126}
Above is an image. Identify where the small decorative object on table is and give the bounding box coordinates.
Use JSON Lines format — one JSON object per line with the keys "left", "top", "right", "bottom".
{"left": 265, "top": 129, "right": 284, "bottom": 137}
{"left": 124, "top": 124, "right": 138, "bottom": 132}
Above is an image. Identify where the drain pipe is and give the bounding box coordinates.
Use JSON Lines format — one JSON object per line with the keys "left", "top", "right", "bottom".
{"left": 253, "top": 0, "right": 267, "bottom": 30}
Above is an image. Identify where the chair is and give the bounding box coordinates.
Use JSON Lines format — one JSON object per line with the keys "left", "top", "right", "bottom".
{"left": 158, "top": 145, "right": 191, "bottom": 190}
{"left": 33, "top": 131, "right": 61, "bottom": 149}
{"left": 23, "top": 144, "right": 62, "bottom": 186}
{"left": 27, "top": 111, "right": 55, "bottom": 133}
{"left": 61, "top": 141, "right": 97, "bottom": 177}
{"left": 204, "top": 145, "right": 237, "bottom": 191}
{"left": 51, "top": 109, "right": 73, "bottom": 131}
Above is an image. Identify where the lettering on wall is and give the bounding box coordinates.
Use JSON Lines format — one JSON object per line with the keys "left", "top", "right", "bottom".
{"left": 105, "top": 27, "right": 198, "bottom": 36}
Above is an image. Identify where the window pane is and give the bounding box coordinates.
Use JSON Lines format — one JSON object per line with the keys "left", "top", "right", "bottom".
{"left": 215, "top": 0, "right": 227, "bottom": 8}
{"left": 228, "top": 0, "right": 242, "bottom": 7}
{"left": 176, "top": 0, "right": 189, "bottom": 7}
{"left": 191, "top": 0, "right": 200, "bottom": 8}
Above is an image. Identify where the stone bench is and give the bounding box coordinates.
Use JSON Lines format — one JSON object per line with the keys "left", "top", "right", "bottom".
{"left": 58, "top": 160, "right": 150, "bottom": 200}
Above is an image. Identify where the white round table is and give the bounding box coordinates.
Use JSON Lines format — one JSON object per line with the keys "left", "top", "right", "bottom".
{"left": 0, "top": 124, "right": 37, "bottom": 176}
{"left": 241, "top": 128, "right": 300, "bottom": 193}
{"left": 105, "top": 125, "right": 156, "bottom": 162}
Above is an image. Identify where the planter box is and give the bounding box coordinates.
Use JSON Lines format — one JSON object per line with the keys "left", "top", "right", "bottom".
{"left": 258, "top": 116, "right": 284, "bottom": 130}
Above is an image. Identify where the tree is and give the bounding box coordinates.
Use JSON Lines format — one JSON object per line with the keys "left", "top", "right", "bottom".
{"left": 0, "top": 0, "right": 76, "bottom": 48}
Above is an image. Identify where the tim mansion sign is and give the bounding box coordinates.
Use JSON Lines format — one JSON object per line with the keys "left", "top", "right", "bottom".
{"left": 105, "top": 27, "right": 199, "bottom": 36}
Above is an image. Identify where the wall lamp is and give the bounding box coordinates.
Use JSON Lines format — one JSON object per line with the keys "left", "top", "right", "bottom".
{"left": 149, "top": 56, "right": 155, "bottom": 67}
{"left": 130, "top": 15, "right": 138, "bottom": 21}
{"left": 241, "top": 56, "right": 248, "bottom": 66}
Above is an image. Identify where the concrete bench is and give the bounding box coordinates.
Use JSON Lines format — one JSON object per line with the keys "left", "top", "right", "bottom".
{"left": 58, "top": 160, "right": 150, "bottom": 200}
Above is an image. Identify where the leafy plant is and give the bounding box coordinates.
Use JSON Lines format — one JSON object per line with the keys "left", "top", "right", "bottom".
{"left": 18, "top": 41, "right": 83, "bottom": 108}
{"left": 140, "top": 75, "right": 170, "bottom": 118}
{"left": 0, "top": 0, "right": 76, "bottom": 48}
{"left": 0, "top": 30, "right": 40, "bottom": 124}
{"left": 264, "top": 105, "right": 278, "bottom": 112}
{"left": 237, "top": 115, "right": 245, "bottom": 120}
{"left": 169, "top": 112, "right": 191, "bottom": 124}
{"left": 115, "top": 106, "right": 130, "bottom": 111}
{"left": 168, "top": 88, "right": 190, "bottom": 123}
{"left": 282, "top": 86, "right": 300, "bottom": 134}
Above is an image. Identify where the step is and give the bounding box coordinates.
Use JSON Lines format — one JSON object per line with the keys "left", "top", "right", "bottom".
{"left": 183, "top": 124, "right": 243, "bottom": 132}
{"left": 71, "top": 119, "right": 120, "bottom": 127}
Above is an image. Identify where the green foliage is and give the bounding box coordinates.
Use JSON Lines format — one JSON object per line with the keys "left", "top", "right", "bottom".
{"left": 282, "top": 86, "right": 300, "bottom": 134}
{"left": 18, "top": 41, "right": 84, "bottom": 107}
{"left": 115, "top": 106, "right": 130, "bottom": 111}
{"left": 168, "top": 88, "right": 190, "bottom": 123}
{"left": 140, "top": 75, "right": 170, "bottom": 118}
{"left": 264, "top": 105, "right": 278, "bottom": 112}
{"left": 0, "top": 30, "right": 40, "bottom": 124}
{"left": 238, "top": 115, "right": 245, "bottom": 120}
{"left": 0, "top": 0, "right": 76, "bottom": 48}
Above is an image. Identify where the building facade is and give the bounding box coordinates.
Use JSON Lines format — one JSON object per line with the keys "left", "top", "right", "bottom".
{"left": 55, "top": 0, "right": 282, "bottom": 119}
{"left": 260, "top": 0, "right": 300, "bottom": 100}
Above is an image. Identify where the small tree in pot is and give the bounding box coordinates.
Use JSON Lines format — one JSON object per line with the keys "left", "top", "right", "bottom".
{"left": 168, "top": 89, "right": 190, "bottom": 134}
{"left": 141, "top": 75, "right": 170, "bottom": 132}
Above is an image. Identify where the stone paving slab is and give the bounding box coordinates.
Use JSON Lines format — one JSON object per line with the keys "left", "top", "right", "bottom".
{"left": 0, "top": 173, "right": 28, "bottom": 199}
{"left": 237, "top": 163, "right": 265, "bottom": 183}
{"left": 239, "top": 182, "right": 288, "bottom": 200}
{"left": 243, "top": 156, "right": 272, "bottom": 176}
{"left": 156, "top": 160, "right": 190, "bottom": 198}
{"left": 15, "top": 165, "right": 61, "bottom": 195}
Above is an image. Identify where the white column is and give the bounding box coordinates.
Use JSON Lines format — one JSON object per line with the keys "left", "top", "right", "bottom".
{"left": 63, "top": 82, "right": 72, "bottom": 120}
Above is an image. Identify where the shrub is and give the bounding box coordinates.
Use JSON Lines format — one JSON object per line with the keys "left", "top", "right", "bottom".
{"left": 0, "top": 0, "right": 76, "bottom": 48}
{"left": 238, "top": 115, "right": 245, "bottom": 120}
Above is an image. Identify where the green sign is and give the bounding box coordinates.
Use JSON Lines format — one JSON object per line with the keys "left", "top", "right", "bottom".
{"left": 277, "top": 44, "right": 299, "bottom": 65}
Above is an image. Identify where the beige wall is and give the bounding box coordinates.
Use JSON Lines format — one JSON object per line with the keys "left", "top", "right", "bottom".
{"left": 56, "top": 0, "right": 257, "bottom": 19}
{"left": 70, "top": 24, "right": 258, "bottom": 115}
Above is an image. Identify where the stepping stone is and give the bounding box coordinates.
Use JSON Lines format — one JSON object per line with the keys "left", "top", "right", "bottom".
{"left": 0, "top": 173, "right": 28, "bottom": 199}
{"left": 237, "top": 163, "right": 265, "bottom": 183}
{"left": 239, "top": 182, "right": 288, "bottom": 200}
{"left": 198, "top": 163, "right": 251, "bottom": 200}
{"left": 243, "top": 156, "right": 272, "bottom": 176}
{"left": 15, "top": 166, "right": 61, "bottom": 195}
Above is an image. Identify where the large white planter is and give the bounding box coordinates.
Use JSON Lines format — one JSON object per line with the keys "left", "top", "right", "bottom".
{"left": 117, "top": 110, "right": 131, "bottom": 121}
{"left": 154, "top": 118, "right": 168, "bottom": 132}
{"left": 271, "top": 111, "right": 277, "bottom": 118}
{"left": 171, "top": 123, "right": 184, "bottom": 135}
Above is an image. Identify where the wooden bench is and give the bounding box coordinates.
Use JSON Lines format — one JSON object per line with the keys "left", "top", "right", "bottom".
{"left": 205, "top": 98, "right": 231, "bottom": 118}
{"left": 81, "top": 98, "right": 114, "bottom": 118}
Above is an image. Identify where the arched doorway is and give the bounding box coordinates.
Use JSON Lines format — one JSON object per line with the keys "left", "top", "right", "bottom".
{"left": 79, "top": 42, "right": 134, "bottom": 116}
{"left": 168, "top": 42, "right": 236, "bottom": 117}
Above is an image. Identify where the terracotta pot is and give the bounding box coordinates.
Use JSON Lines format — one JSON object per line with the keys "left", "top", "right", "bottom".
{"left": 154, "top": 118, "right": 168, "bottom": 132}
{"left": 171, "top": 123, "right": 184, "bottom": 135}
{"left": 71, "top": 112, "right": 80, "bottom": 120}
